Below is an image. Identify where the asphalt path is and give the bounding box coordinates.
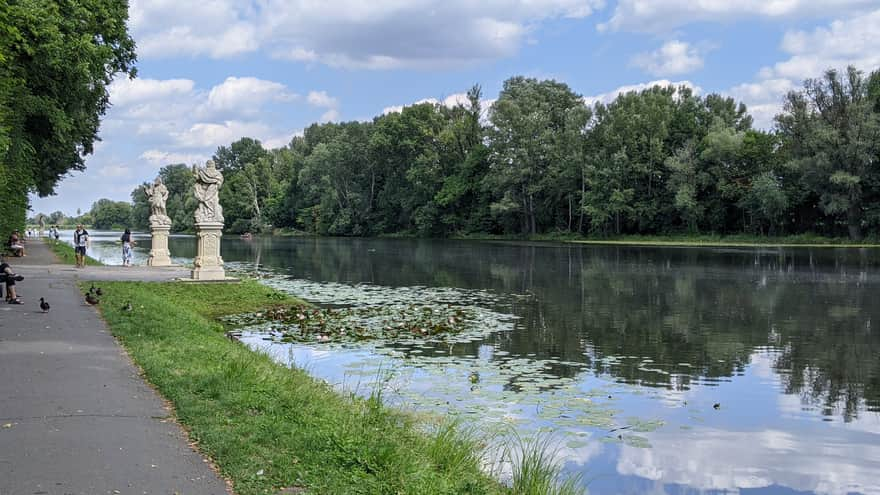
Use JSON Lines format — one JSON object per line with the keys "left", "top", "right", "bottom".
{"left": 0, "top": 240, "right": 229, "bottom": 495}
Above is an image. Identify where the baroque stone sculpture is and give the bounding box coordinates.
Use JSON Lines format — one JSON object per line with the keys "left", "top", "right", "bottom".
{"left": 144, "top": 177, "right": 171, "bottom": 226}
{"left": 191, "top": 160, "right": 226, "bottom": 280}
{"left": 145, "top": 177, "right": 172, "bottom": 266}
{"left": 193, "top": 159, "right": 224, "bottom": 224}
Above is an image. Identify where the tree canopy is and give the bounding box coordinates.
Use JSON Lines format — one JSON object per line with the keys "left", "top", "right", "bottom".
{"left": 141, "top": 67, "right": 874, "bottom": 240}
{"left": 0, "top": 0, "right": 136, "bottom": 239}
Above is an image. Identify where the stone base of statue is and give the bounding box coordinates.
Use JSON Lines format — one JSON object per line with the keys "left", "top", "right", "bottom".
{"left": 147, "top": 224, "right": 172, "bottom": 267}
{"left": 191, "top": 222, "right": 225, "bottom": 280}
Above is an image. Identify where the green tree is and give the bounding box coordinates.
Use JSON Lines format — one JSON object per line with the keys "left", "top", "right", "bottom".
{"left": 130, "top": 184, "right": 150, "bottom": 230}
{"left": 47, "top": 210, "right": 65, "bottom": 225}
{"left": 213, "top": 138, "right": 274, "bottom": 233}
{"left": 159, "top": 164, "right": 197, "bottom": 232}
{"left": 777, "top": 66, "right": 880, "bottom": 240}
{"left": 486, "top": 77, "right": 588, "bottom": 234}
{"left": 0, "top": 0, "right": 136, "bottom": 240}
{"left": 90, "top": 198, "right": 132, "bottom": 229}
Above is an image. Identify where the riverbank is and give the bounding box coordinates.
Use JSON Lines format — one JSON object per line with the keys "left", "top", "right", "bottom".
{"left": 46, "top": 238, "right": 104, "bottom": 265}
{"left": 453, "top": 232, "right": 880, "bottom": 248}
{"left": 93, "top": 279, "right": 516, "bottom": 495}
{"left": 269, "top": 228, "right": 880, "bottom": 248}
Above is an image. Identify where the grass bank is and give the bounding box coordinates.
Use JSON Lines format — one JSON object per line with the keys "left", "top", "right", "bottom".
{"left": 92, "top": 279, "right": 518, "bottom": 495}
{"left": 452, "top": 232, "right": 880, "bottom": 248}
{"left": 46, "top": 239, "right": 103, "bottom": 265}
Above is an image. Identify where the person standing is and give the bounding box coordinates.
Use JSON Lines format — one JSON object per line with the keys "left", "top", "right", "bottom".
{"left": 120, "top": 228, "right": 135, "bottom": 267}
{"left": 73, "top": 224, "right": 90, "bottom": 268}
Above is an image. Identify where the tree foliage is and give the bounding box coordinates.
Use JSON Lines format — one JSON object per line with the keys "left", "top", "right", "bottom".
{"left": 89, "top": 198, "right": 131, "bottom": 229}
{"left": 122, "top": 67, "right": 880, "bottom": 240}
{"left": 0, "top": 0, "right": 136, "bottom": 240}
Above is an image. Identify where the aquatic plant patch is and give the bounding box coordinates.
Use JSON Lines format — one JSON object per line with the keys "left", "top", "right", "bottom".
{"left": 222, "top": 304, "right": 478, "bottom": 343}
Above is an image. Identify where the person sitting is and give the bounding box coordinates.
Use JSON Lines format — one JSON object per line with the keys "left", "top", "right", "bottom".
{"left": 0, "top": 256, "right": 23, "bottom": 304}
{"left": 8, "top": 230, "right": 26, "bottom": 257}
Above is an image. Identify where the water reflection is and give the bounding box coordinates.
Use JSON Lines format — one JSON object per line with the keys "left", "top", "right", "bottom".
{"left": 77, "top": 233, "right": 880, "bottom": 494}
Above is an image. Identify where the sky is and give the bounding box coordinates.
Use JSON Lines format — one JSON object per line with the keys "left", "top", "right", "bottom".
{"left": 29, "top": 0, "right": 880, "bottom": 216}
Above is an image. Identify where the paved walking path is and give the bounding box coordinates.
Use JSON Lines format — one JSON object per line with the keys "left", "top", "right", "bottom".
{"left": 0, "top": 241, "right": 229, "bottom": 495}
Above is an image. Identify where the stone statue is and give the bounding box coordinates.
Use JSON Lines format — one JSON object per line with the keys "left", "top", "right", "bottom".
{"left": 144, "top": 177, "right": 171, "bottom": 226}
{"left": 191, "top": 159, "right": 226, "bottom": 280}
{"left": 193, "top": 160, "right": 224, "bottom": 224}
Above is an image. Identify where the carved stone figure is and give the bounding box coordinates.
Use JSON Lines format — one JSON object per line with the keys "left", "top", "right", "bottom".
{"left": 144, "top": 177, "right": 171, "bottom": 226}
{"left": 191, "top": 159, "right": 226, "bottom": 280}
{"left": 193, "top": 160, "right": 224, "bottom": 224}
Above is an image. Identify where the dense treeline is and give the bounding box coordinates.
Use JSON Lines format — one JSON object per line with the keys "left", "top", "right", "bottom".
{"left": 113, "top": 66, "right": 877, "bottom": 240}
{"left": 0, "top": 0, "right": 136, "bottom": 240}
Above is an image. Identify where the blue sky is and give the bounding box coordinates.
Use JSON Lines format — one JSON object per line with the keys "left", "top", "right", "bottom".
{"left": 30, "top": 0, "right": 880, "bottom": 216}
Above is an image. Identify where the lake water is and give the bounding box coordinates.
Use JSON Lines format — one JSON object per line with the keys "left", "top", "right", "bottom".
{"left": 72, "top": 231, "right": 880, "bottom": 494}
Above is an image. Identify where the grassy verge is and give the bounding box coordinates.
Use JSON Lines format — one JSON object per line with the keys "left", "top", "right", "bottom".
{"left": 452, "top": 232, "right": 880, "bottom": 248}
{"left": 92, "top": 279, "right": 511, "bottom": 495}
{"left": 46, "top": 239, "right": 104, "bottom": 265}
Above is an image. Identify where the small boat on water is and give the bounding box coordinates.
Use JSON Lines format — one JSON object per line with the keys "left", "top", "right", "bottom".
{"left": 240, "top": 232, "right": 253, "bottom": 240}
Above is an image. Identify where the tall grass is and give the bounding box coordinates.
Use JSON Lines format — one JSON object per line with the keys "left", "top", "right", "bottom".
{"left": 506, "top": 434, "right": 584, "bottom": 495}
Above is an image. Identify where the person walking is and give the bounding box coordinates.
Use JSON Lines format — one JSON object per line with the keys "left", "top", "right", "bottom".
{"left": 120, "top": 228, "right": 136, "bottom": 267}
{"left": 73, "top": 224, "right": 90, "bottom": 268}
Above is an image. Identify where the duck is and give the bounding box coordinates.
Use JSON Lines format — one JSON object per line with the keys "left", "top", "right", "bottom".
{"left": 39, "top": 298, "right": 50, "bottom": 313}
{"left": 85, "top": 292, "right": 100, "bottom": 305}
{"left": 121, "top": 301, "right": 133, "bottom": 312}
{"left": 713, "top": 403, "right": 721, "bottom": 410}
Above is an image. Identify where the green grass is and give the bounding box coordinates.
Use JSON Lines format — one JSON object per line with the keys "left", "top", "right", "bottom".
{"left": 46, "top": 239, "right": 103, "bottom": 265}
{"left": 506, "top": 435, "right": 583, "bottom": 495}
{"left": 92, "top": 279, "right": 515, "bottom": 495}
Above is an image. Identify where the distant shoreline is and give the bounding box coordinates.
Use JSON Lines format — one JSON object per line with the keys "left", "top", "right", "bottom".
{"left": 37, "top": 226, "right": 880, "bottom": 249}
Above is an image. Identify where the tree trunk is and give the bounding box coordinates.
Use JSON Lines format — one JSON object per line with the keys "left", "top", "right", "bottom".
{"left": 567, "top": 195, "right": 572, "bottom": 232}
{"left": 528, "top": 193, "right": 536, "bottom": 235}
{"left": 847, "top": 204, "right": 863, "bottom": 241}
{"left": 578, "top": 169, "right": 585, "bottom": 233}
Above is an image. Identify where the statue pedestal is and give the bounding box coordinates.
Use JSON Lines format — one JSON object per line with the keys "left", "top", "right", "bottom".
{"left": 191, "top": 222, "right": 225, "bottom": 280}
{"left": 148, "top": 224, "right": 172, "bottom": 267}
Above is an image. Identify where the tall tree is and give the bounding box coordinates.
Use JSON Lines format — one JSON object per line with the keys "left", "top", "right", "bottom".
{"left": 777, "top": 66, "right": 880, "bottom": 240}
{"left": 0, "top": 0, "right": 136, "bottom": 240}
{"left": 487, "top": 77, "right": 588, "bottom": 235}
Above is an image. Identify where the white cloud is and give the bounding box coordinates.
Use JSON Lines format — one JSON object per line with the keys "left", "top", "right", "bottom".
{"left": 583, "top": 79, "right": 701, "bottom": 106}
{"left": 140, "top": 150, "right": 208, "bottom": 167}
{"left": 724, "top": 8, "right": 880, "bottom": 129}
{"left": 172, "top": 121, "right": 276, "bottom": 149}
{"left": 263, "top": 130, "right": 303, "bottom": 149}
{"left": 381, "top": 93, "right": 478, "bottom": 115}
{"left": 130, "top": 0, "right": 605, "bottom": 68}
{"left": 600, "top": 0, "right": 875, "bottom": 32}
{"left": 631, "top": 40, "right": 705, "bottom": 76}
{"left": 109, "top": 77, "right": 195, "bottom": 107}
{"left": 319, "top": 109, "right": 340, "bottom": 123}
{"left": 765, "top": 9, "right": 880, "bottom": 81}
{"left": 204, "top": 77, "right": 297, "bottom": 117}
{"left": 130, "top": 0, "right": 259, "bottom": 58}
{"left": 103, "top": 75, "right": 323, "bottom": 152}
{"left": 307, "top": 90, "right": 338, "bottom": 108}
